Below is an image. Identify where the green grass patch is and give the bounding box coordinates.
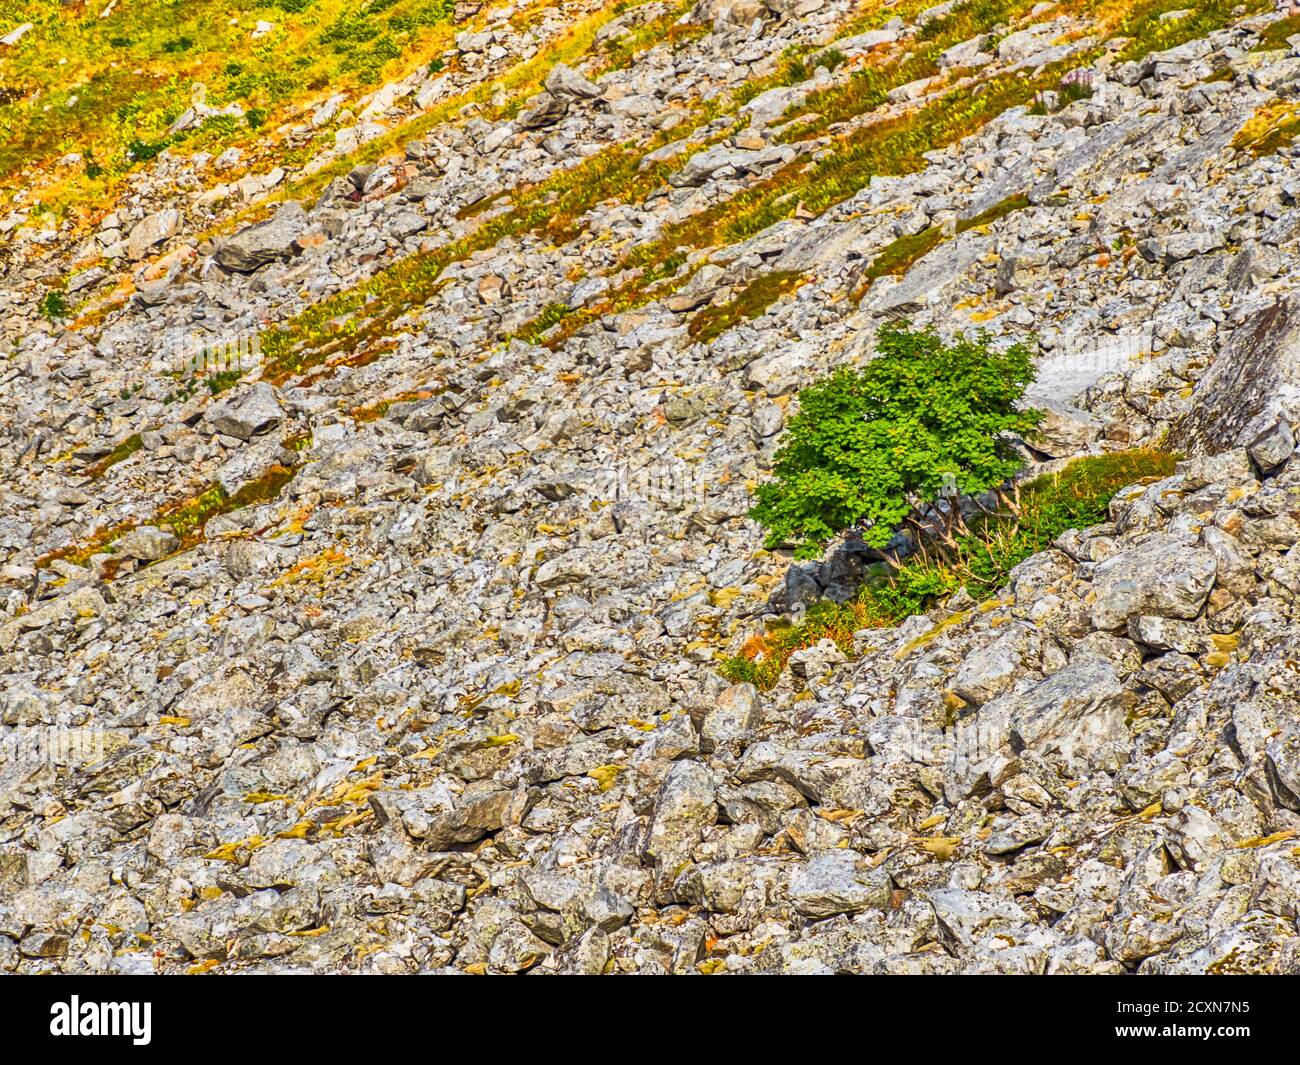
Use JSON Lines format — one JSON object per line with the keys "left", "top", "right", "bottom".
{"left": 591, "top": 2, "right": 705, "bottom": 74}
{"left": 778, "top": 0, "right": 1043, "bottom": 142}
{"left": 39, "top": 288, "right": 70, "bottom": 320}
{"left": 1232, "top": 100, "right": 1300, "bottom": 159}
{"left": 86, "top": 433, "right": 144, "bottom": 479}
{"left": 0, "top": 0, "right": 460, "bottom": 223}
{"left": 688, "top": 270, "right": 803, "bottom": 343}
{"left": 38, "top": 463, "right": 298, "bottom": 574}
{"left": 511, "top": 301, "right": 575, "bottom": 344}
{"left": 1249, "top": 12, "right": 1300, "bottom": 52}
{"left": 855, "top": 192, "right": 1028, "bottom": 297}
{"left": 244, "top": 0, "right": 1263, "bottom": 387}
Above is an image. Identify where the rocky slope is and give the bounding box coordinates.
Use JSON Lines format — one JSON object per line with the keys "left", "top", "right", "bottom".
{"left": 3, "top": 0, "right": 1300, "bottom": 974}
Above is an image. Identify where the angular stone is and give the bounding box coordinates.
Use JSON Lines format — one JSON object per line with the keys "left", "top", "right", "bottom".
{"left": 646, "top": 762, "right": 716, "bottom": 871}
{"left": 205, "top": 382, "right": 284, "bottom": 441}
{"left": 126, "top": 209, "right": 181, "bottom": 260}
{"left": 1170, "top": 298, "right": 1300, "bottom": 454}
{"left": 787, "top": 850, "right": 891, "bottom": 918}
{"left": 516, "top": 92, "right": 568, "bottom": 129}
{"left": 544, "top": 62, "right": 602, "bottom": 100}
{"left": 214, "top": 202, "right": 310, "bottom": 272}
{"left": 1005, "top": 656, "right": 1133, "bottom": 771}
{"left": 1248, "top": 419, "right": 1295, "bottom": 472}
{"left": 113, "top": 525, "right": 179, "bottom": 562}
{"left": 1089, "top": 534, "right": 1217, "bottom": 630}
{"left": 408, "top": 788, "right": 530, "bottom": 849}
{"left": 701, "top": 682, "right": 762, "bottom": 749}
{"left": 1031, "top": 400, "right": 1103, "bottom": 458}
{"left": 951, "top": 625, "right": 1036, "bottom": 706}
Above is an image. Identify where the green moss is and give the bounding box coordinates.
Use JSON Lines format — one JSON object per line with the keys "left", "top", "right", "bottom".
{"left": 779, "top": 0, "right": 1042, "bottom": 142}
{"left": 86, "top": 433, "right": 144, "bottom": 478}
{"left": 856, "top": 192, "right": 1029, "bottom": 297}
{"left": 511, "top": 301, "right": 575, "bottom": 344}
{"left": 205, "top": 369, "right": 243, "bottom": 395}
{"left": 39, "top": 289, "right": 70, "bottom": 320}
{"left": 38, "top": 463, "right": 299, "bottom": 574}
{"left": 688, "top": 270, "right": 803, "bottom": 344}
{"left": 1250, "top": 13, "right": 1300, "bottom": 52}
{"left": 592, "top": 2, "right": 706, "bottom": 74}
{"left": 2, "top": 0, "right": 461, "bottom": 223}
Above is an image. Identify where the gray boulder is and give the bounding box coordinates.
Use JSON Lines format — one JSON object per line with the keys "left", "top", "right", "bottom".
{"left": 544, "top": 62, "right": 602, "bottom": 100}
{"left": 205, "top": 382, "right": 284, "bottom": 441}
{"left": 1248, "top": 419, "right": 1296, "bottom": 472}
{"left": 214, "top": 202, "right": 310, "bottom": 272}
{"left": 516, "top": 92, "right": 568, "bottom": 129}
{"left": 113, "top": 526, "right": 179, "bottom": 562}
{"left": 1170, "top": 298, "right": 1300, "bottom": 454}
{"left": 787, "top": 851, "right": 891, "bottom": 918}
{"left": 646, "top": 762, "right": 716, "bottom": 873}
{"left": 1005, "top": 656, "right": 1133, "bottom": 771}
{"left": 701, "top": 683, "right": 762, "bottom": 750}
{"left": 126, "top": 209, "right": 181, "bottom": 260}
{"left": 1089, "top": 534, "right": 1217, "bottom": 630}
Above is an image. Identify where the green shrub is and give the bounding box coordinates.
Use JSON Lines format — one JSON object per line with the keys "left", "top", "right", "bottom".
{"left": 126, "top": 137, "right": 170, "bottom": 162}
{"left": 39, "top": 289, "right": 69, "bottom": 320}
{"left": 749, "top": 323, "right": 1041, "bottom": 559}
{"left": 723, "top": 448, "right": 1176, "bottom": 688}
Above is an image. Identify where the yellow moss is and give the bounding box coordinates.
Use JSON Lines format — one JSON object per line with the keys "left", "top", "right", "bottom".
{"left": 894, "top": 611, "right": 972, "bottom": 661}
{"left": 243, "top": 791, "right": 291, "bottom": 805}
{"left": 1233, "top": 100, "right": 1300, "bottom": 158}
{"left": 203, "top": 836, "right": 266, "bottom": 863}
{"left": 1232, "top": 830, "right": 1297, "bottom": 849}
{"left": 269, "top": 546, "right": 351, "bottom": 588}
{"left": 588, "top": 764, "right": 624, "bottom": 791}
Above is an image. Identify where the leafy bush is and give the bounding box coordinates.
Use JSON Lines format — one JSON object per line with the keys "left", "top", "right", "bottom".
{"left": 749, "top": 323, "right": 1041, "bottom": 559}
{"left": 724, "top": 448, "right": 1176, "bottom": 689}
{"left": 39, "top": 289, "right": 69, "bottom": 320}
{"left": 126, "top": 137, "right": 170, "bottom": 162}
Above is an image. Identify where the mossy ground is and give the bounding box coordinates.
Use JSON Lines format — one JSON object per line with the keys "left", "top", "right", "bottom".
{"left": 1233, "top": 100, "right": 1300, "bottom": 159}
{"left": 77, "top": 0, "right": 1259, "bottom": 387}
{"left": 0, "top": 0, "right": 464, "bottom": 224}
{"left": 688, "top": 271, "right": 804, "bottom": 343}
{"left": 854, "top": 193, "right": 1029, "bottom": 299}
{"left": 85, "top": 433, "right": 144, "bottom": 478}
{"left": 1249, "top": 12, "right": 1300, "bottom": 52}
{"left": 38, "top": 462, "right": 299, "bottom": 574}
